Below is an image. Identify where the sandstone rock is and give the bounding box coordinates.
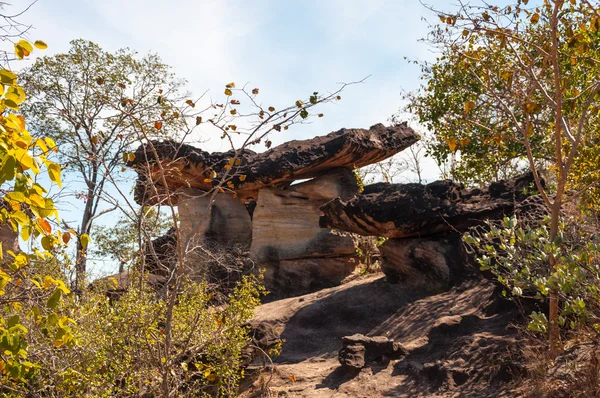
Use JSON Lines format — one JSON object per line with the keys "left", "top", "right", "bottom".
{"left": 178, "top": 189, "right": 252, "bottom": 247}
{"left": 92, "top": 271, "right": 166, "bottom": 300}
{"left": 266, "top": 257, "right": 358, "bottom": 296}
{"left": 379, "top": 236, "right": 465, "bottom": 287}
{"left": 338, "top": 344, "right": 365, "bottom": 370}
{"left": 145, "top": 227, "right": 176, "bottom": 275}
{"left": 250, "top": 168, "right": 360, "bottom": 296}
{"left": 338, "top": 333, "right": 407, "bottom": 369}
{"left": 320, "top": 172, "right": 543, "bottom": 238}
{"left": 242, "top": 321, "right": 283, "bottom": 366}
{"left": 130, "top": 123, "right": 418, "bottom": 204}
{"left": 250, "top": 168, "right": 358, "bottom": 262}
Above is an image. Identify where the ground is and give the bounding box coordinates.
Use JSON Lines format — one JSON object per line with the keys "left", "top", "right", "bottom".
{"left": 240, "top": 273, "right": 527, "bottom": 397}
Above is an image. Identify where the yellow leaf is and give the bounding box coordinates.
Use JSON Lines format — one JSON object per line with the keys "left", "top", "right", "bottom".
{"left": 36, "top": 138, "right": 48, "bottom": 153}
{"left": 48, "top": 163, "right": 62, "bottom": 188}
{"left": 45, "top": 137, "right": 58, "bottom": 152}
{"left": 29, "top": 193, "right": 45, "bottom": 208}
{"left": 464, "top": 101, "right": 476, "bottom": 114}
{"left": 288, "top": 375, "right": 296, "bottom": 383}
{"left": 128, "top": 153, "right": 136, "bottom": 162}
{"left": 14, "top": 252, "right": 28, "bottom": 269}
{"left": 239, "top": 175, "right": 246, "bottom": 181}
{"left": 459, "top": 138, "right": 471, "bottom": 147}
{"left": 225, "top": 82, "right": 235, "bottom": 88}
{"left": 34, "top": 40, "right": 48, "bottom": 50}
{"left": 0, "top": 69, "right": 17, "bottom": 85}
{"left": 531, "top": 13, "right": 540, "bottom": 24}
{"left": 224, "top": 88, "right": 233, "bottom": 96}
{"left": 16, "top": 40, "right": 33, "bottom": 53}
{"left": 44, "top": 275, "right": 56, "bottom": 289}
{"left": 444, "top": 137, "right": 458, "bottom": 152}
{"left": 80, "top": 234, "right": 91, "bottom": 249}
{"left": 14, "top": 44, "right": 24, "bottom": 60}
{"left": 15, "top": 148, "right": 35, "bottom": 171}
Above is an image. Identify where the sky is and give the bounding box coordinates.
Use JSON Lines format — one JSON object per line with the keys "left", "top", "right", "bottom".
{"left": 8, "top": 0, "right": 456, "bottom": 276}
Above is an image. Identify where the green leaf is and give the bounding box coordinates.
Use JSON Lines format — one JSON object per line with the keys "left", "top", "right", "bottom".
{"left": 7, "top": 314, "right": 19, "bottom": 328}
{"left": 0, "top": 154, "right": 16, "bottom": 183}
{"left": 47, "top": 289, "right": 61, "bottom": 310}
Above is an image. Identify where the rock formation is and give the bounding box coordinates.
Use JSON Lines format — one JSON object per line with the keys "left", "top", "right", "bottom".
{"left": 319, "top": 172, "right": 542, "bottom": 238}
{"left": 320, "top": 172, "right": 545, "bottom": 287}
{"left": 250, "top": 168, "right": 360, "bottom": 294}
{"left": 128, "top": 123, "right": 419, "bottom": 296}
{"left": 129, "top": 123, "right": 418, "bottom": 204}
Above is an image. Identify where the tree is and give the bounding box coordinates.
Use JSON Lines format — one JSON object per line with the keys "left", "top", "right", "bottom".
{"left": 410, "top": 0, "right": 600, "bottom": 354}
{"left": 0, "top": 7, "right": 82, "bottom": 390}
{"left": 21, "top": 39, "right": 186, "bottom": 287}
{"left": 92, "top": 207, "right": 172, "bottom": 274}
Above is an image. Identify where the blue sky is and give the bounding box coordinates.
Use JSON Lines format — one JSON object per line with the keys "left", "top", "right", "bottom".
{"left": 11, "top": 0, "right": 456, "bottom": 276}
{"left": 21, "top": 0, "right": 449, "bottom": 144}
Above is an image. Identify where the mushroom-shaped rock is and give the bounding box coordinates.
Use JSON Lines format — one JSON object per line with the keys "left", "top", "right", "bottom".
{"left": 320, "top": 172, "right": 543, "bottom": 239}
{"left": 129, "top": 123, "right": 419, "bottom": 204}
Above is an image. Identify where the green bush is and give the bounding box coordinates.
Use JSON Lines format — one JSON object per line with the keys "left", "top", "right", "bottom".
{"left": 464, "top": 215, "right": 600, "bottom": 336}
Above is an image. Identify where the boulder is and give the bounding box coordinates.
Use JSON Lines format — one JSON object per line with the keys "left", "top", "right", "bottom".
{"left": 129, "top": 123, "right": 419, "bottom": 204}
{"left": 379, "top": 236, "right": 465, "bottom": 287}
{"left": 338, "top": 333, "right": 407, "bottom": 369}
{"left": 320, "top": 172, "right": 543, "bottom": 239}
{"left": 338, "top": 344, "right": 366, "bottom": 370}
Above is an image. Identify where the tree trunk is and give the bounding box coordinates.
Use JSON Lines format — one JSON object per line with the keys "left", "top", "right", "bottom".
{"left": 75, "top": 188, "right": 95, "bottom": 289}
{"left": 548, "top": 199, "right": 563, "bottom": 357}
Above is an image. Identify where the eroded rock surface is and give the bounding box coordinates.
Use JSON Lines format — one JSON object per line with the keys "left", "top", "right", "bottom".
{"left": 338, "top": 334, "right": 407, "bottom": 370}
{"left": 379, "top": 236, "right": 465, "bottom": 288}
{"left": 130, "top": 123, "right": 418, "bottom": 204}
{"left": 320, "top": 172, "right": 543, "bottom": 238}
{"left": 241, "top": 275, "right": 524, "bottom": 398}
{"left": 178, "top": 189, "right": 253, "bottom": 246}
{"left": 251, "top": 168, "right": 360, "bottom": 296}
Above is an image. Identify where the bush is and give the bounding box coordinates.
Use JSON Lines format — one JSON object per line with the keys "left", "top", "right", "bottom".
{"left": 464, "top": 213, "right": 600, "bottom": 337}
{"left": 17, "top": 273, "right": 264, "bottom": 397}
